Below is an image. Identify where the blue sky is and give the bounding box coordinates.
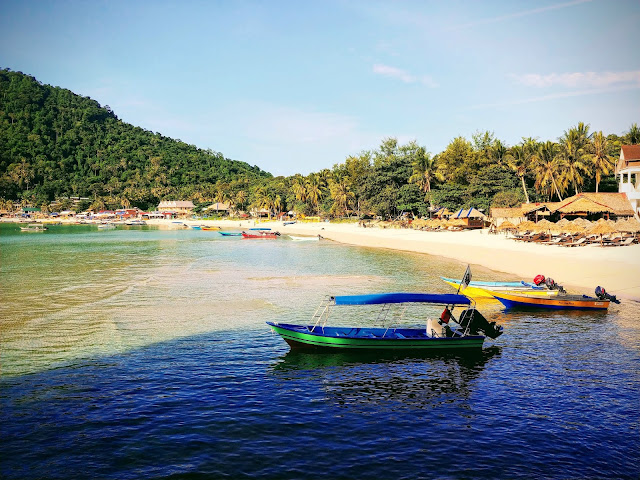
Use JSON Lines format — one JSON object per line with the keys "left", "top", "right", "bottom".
{"left": 1, "top": 0, "right": 639, "bottom": 176}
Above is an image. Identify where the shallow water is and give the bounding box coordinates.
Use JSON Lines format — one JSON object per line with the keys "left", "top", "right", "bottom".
{"left": 1, "top": 223, "right": 639, "bottom": 479}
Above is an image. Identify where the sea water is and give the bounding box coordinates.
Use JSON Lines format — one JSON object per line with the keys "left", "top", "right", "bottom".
{"left": 1, "top": 223, "right": 639, "bottom": 479}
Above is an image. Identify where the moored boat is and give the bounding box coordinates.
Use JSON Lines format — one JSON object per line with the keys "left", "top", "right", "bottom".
{"left": 242, "top": 231, "right": 280, "bottom": 239}
{"left": 201, "top": 226, "right": 220, "bottom": 231}
{"left": 289, "top": 235, "right": 321, "bottom": 241}
{"left": 97, "top": 223, "right": 116, "bottom": 230}
{"left": 20, "top": 223, "right": 48, "bottom": 232}
{"left": 219, "top": 231, "right": 242, "bottom": 236}
{"left": 488, "top": 290, "right": 611, "bottom": 310}
{"left": 441, "top": 276, "right": 558, "bottom": 298}
{"left": 267, "top": 293, "right": 503, "bottom": 351}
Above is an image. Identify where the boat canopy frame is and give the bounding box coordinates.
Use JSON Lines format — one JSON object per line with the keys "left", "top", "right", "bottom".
{"left": 310, "top": 292, "right": 476, "bottom": 338}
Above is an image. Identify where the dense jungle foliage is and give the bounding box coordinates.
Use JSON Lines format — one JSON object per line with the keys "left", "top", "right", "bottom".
{"left": 1, "top": 68, "right": 638, "bottom": 217}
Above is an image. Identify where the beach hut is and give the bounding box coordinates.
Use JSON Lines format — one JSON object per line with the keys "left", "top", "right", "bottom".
{"left": 517, "top": 220, "right": 536, "bottom": 232}
{"left": 551, "top": 193, "right": 634, "bottom": 221}
{"left": 452, "top": 207, "right": 486, "bottom": 229}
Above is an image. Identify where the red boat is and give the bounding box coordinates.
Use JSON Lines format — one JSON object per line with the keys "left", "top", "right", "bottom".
{"left": 241, "top": 231, "right": 280, "bottom": 239}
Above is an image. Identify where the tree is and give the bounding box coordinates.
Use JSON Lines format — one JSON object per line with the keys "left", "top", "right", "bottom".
{"left": 506, "top": 145, "right": 530, "bottom": 203}
{"left": 588, "top": 131, "right": 616, "bottom": 193}
{"left": 408, "top": 147, "right": 442, "bottom": 209}
{"left": 532, "top": 141, "right": 563, "bottom": 200}
{"left": 329, "top": 177, "right": 355, "bottom": 217}
{"left": 624, "top": 123, "right": 640, "bottom": 144}
{"left": 557, "top": 123, "right": 591, "bottom": 195}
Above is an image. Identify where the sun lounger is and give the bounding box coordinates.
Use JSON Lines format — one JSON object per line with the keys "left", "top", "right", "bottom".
{"left": 602, "top": 237, "right": 636, "bottom": 247}
{"left": 562, "top": 237, "right": 587, "bottom": 247}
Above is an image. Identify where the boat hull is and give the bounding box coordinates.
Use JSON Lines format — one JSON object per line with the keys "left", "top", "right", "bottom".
{"left": 489, "top": 291, "right": 609, "bottom": 310}
{"left": 441, "top": 277, "right": 556, "bottom": 298}
{"left": 267, "top": 323, "right": 485, "bottom": 350}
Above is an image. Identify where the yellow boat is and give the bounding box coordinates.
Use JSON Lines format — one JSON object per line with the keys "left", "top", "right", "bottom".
{"left": 440, "top": 277, "right": 559, "bottom": 298}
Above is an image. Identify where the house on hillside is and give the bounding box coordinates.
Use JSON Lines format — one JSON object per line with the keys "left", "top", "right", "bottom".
{"left": 617, "top": 145, "right": 640, "bottom": 220}
{"left": 205, "top": 202, "right": 232, "bottom": 216}
{"left": 157, "top": 200, "right": 195, "bottom": 217}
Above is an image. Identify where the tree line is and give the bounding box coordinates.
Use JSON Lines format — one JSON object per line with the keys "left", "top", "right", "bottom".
{"left": 1, "top": 69, "right": 638, "bottom": 218}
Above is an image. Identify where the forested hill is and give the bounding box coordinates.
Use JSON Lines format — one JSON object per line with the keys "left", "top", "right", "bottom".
{"left": 0, "top": 69, "right": 271, "bottom": 210}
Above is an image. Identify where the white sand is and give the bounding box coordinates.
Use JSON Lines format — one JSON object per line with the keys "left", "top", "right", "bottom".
{"left": 179, "top": 219, "right": 640, "bottom": 302}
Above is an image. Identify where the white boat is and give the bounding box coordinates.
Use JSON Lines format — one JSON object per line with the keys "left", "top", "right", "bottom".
{"left": 125, "top": 219, "right": 146, "bottom": 225}
{"left": 97, "top": 223, "right": 116, "bottom": 230}
{"left": 289, "top": 235, "right": 321, "bottom": 242}
{"left": 20, "top": 223, "right": 48, "bottom": 232}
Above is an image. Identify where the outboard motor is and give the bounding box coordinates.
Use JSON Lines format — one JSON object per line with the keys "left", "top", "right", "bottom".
{"left": 458, "top": 309, "right": 503, "bottom": 339}
{"left": 533, "top": 274, "right": 545, "bottom": 286}
{"left": 595, "top": 286, "right": 619, "bottom": 304}
{"left": 545, "top": 277, "right": 566, "bottom": 293}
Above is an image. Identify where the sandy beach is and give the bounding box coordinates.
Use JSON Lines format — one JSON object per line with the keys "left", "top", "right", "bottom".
{"left": 168, "top": 218, "right": 640, "bottom": 302}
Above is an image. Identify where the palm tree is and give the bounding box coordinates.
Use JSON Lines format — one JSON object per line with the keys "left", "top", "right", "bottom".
{"left": 292, "top": 178, "right": 307, "bottom": 203}
{"left": 625, "top": 123, "right": 640, "bottom": 144}
{"left": 507, "top": 145, "right": 530, "bottom": 203}
{"left": 235, "top": 190, "right": 247, "bottom": 211}
{"left": 330, "top": 177, "right": 355, "bottom": 217}
{"left": 589, "top": 131, "right": 616, "bottom": 193}
{"left": 305, "top": 175, "right": 323, "bottom": 215}
{"left": 557, "top": 124, "right": 591, "bottom": 195}
{"left": 532, "top": 141, "right": 563, "bottom": 201}
{"left": 408, "top": 147, "right": 442, "bottom": 209}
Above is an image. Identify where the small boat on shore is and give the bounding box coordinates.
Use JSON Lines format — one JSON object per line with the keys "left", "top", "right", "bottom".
{"left": 441, "top": 276, "right": 560, "bottom": 298}
{"left": 250, "top": 227, "right": 271, "bottom": 231}
{"left": 267, "top": 293, "right": 503, "bottom": 351}
{"left": 242, "top": 231, "right": 281, "bottom": 239}
{"left": 289, "top": 235, "right": 321, "bottom": 242}
{"left": 125, "top": 219, "right": 146, "bottom": 226}
{"left": 20, "top": 223, "right": 48, "bottom": 232}
{"left": 488, "top": 290, "right": 612, "bottom": 310}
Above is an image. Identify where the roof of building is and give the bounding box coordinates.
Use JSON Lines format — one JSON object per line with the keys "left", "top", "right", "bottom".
{"left": 552, "top": 192, "right": 634, "bottom": 216}
{"left": 453, "top": 207, "right": 485, "bottom": 219}
{"left": 490, "top": 207, "right": 524, "bottom": 218}
{"left": 205, "top": 202, "right": 231, "bottom": 211}
{"left": 617, "top": 145, "right": 640, "bottom": 173}
{"left": 157, "top": 200, "right": 195, "bottom": 209}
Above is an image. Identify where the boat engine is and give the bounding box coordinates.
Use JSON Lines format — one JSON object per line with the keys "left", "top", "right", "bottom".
{"left": 458, "top": 309, "right": 503, "bottom": 339}
{"left": 534, "top": 274, "right": 545, "bottom": 286}
{"left": 544, "top": 277, "right": 566, "bottom": 293}
{"left": 595, "top": 286, "right": 619, "bottom": 304}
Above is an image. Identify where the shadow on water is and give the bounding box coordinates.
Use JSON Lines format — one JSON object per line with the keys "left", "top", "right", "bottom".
{"left": 270, "top": 346, "right": 502, "bottom": 411}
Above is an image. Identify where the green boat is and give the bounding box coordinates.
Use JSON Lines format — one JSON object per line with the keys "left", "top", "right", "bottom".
{"left": 267, "top": 293, "right": 503, "bottom": 351}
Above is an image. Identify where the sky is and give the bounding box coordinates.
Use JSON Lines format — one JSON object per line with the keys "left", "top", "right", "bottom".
{"left": 1, "top": 0, "right": 639, "bottom": 176}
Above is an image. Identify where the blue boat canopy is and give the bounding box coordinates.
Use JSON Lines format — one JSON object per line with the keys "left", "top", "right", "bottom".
{"left": 332, "top": 293, "right": 471, "bottom": 306}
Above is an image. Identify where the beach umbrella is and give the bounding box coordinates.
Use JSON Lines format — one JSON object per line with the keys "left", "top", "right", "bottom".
{"left": 517, "top": 220, "right": 536, "bottom": 232}
{"left": 498, "top": 220, "right": 516, "bottom": 231}
{"left": 617, "top": 218, "right": 640, "bottom": 233}
{"left": 556, "top": 218, "right": 571, "bottom": 226}
{"left": 588, "top": 221, "right": 618, "bottom": 244}
{"left": 562, "top": 221, "right": 585, "bottom": 235}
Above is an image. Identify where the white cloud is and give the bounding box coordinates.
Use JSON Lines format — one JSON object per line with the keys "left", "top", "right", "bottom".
{"left": 509, "top": 71, "right": 640, "bottom": 89}
{"left": 372, "top": 64, "right": 438, "bottom": 87}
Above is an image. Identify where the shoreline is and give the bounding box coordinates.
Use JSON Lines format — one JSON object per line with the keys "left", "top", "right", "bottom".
{"left": 181, "top": 218, "right": 640, "bottom": 302}
{"left": 6, "top": 217, "right": 639, "bottom": 301}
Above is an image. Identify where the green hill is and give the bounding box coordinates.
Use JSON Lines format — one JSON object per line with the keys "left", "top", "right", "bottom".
{"left": 0, "top": 69, "right": 271, "bottom": 210}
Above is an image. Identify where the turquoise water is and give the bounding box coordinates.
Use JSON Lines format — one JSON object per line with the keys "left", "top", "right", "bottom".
{"left": 1, "top": 223, "right": 639, "bottom": 479}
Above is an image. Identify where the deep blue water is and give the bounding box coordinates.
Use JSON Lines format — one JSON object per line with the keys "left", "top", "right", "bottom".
{"left": 1, "top": 224, "right": 639, "bottom": 479}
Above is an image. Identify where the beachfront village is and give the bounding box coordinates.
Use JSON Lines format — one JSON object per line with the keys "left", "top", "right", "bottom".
{"left": 3, "top": 145, "right": 640, "bottom": 247}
